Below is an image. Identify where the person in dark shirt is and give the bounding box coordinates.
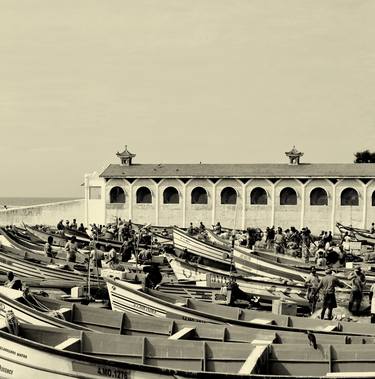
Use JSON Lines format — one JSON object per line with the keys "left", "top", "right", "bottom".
{"left": 199, "top": 222, "right": 206, "bottom": 232}
{"left": 187, "top": 223, "right": 194, "bottom": 235}
{"left": 348, "top": 267, "right": 366, "bottom": 315}
{"left": 57, "top": 220, "right": 64, "bottom": 231}
{"left": 78, "top": 223, "right": 86, "bottom": 233}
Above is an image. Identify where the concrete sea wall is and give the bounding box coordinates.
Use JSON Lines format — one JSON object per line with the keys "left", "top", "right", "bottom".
{"left": 0, "top": 199, "right": 85, "bottom": 226}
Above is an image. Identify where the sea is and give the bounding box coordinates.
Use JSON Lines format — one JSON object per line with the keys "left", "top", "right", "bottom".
{"left": 0, "top": 197, "right": 82, "bottom": 208}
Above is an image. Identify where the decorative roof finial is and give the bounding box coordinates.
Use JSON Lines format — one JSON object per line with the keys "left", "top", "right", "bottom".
{"left": 116, "top": 145, "right": 136, "bottom": 166}
{"left": 285, "top": 146, "right": 303, "bottom": 165}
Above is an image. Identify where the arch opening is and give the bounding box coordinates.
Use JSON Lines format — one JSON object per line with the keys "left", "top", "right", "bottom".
{"left": 136, "top": 187, "right": 152, "bottom": 204}
{"left": 280, "top": 187, "right": 297, "bottom": 205}
{"left": 191, "top": 187, "right": 208, "bottom": 204}
{"left": 109, "top": 186, "right": 125, "bottom": 204}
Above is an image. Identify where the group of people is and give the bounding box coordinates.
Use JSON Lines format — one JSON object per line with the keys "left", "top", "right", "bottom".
{"left": 263, "top": 226, "right": 348, "bottom": 266}
{"left": 57, "top": 219, "right": 85, "bottom": 233}
{"left": 53, "top": 218, "right": 158, "bottom": 268}
{"left": 305, "top": 265, "right": 367, "bottom": 319}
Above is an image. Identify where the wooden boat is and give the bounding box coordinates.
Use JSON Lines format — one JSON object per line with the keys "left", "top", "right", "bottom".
{"left": 173, "top": 228, "right": 233, "bottom": 265}
{"left": 205, "top": 228, "right": 234, "bottom": 248}
{"left": 165, "top": 254, "right": 310, "bottom": 306}
{"left": 0, "top": 287, "right": 290, "bottom": 344}
{"left": 233, "top": 245, "right": 375, "bottom": 289}
{"left": 337, "top": 222, "right": 375, "bottom": 245}
{"left": 0, "top": 275, "right": 92, "bottom": 290}
{"left": 206, "top": 229, "right": 316, "bottom": 270}
{"left": 106, "top": 278, "right": 375, "bottom": 336}
{"left": 0, "top": 247, "right": 95, "bottom": 282}
{"left": 172, "top": 229, "right": 307, "bottom": 283}
{"left": 0, "top": 287, "right": 372, "bottom": 345}
{"left": 24, "top": 224, "right": 70, "bottom": 247}
{"left": 7, "top": 323, "right": 375, "bottom": 378}
{"left": 0, "top": 321, "right": 282, "bottom": 378}
{"left": 172, "top": 229, "right": 365, "bottom": 287}
{"left": 0, "top": 227, "right": 46, "bottom": 253}
{"left": 157, "top": 282, "right": 310, "bottom": 308}
{"left": 0, "top": 231, "right": 86, "bottom": 265}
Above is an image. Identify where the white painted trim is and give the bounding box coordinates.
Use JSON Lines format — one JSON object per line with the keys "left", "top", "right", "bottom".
{"left": 330, "top": 181, "right": 337, "bottom": 232}
{"left": 211, "top": 182, "right": 217, "bottom": 226}
{"left": 155, "top": 181, "right": 159, "bottom": 226}
{"left": 128, "top": 182, "right": 133, "bottom": 221}
{"left": 362, "top": 182, "right": 368, "bottom": 229}
{"left": 182, "top": 184, "right": 187, "bottom": 228}
{"left": 242, "top": 183, "right": 246, "bottom": 229}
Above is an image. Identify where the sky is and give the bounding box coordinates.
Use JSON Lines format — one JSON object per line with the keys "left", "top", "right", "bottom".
{"left": 0, "top": 0, "right": 375, "bottom": 197}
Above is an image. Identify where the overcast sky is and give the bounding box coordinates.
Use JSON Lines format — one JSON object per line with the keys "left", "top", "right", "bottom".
{"left": 1, "top": 0, "right": 374, "bottom": 197}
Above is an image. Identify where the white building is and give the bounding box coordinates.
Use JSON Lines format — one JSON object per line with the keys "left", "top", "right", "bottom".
{"left": 84, "top": 146, "right": 375, "bottom": 234}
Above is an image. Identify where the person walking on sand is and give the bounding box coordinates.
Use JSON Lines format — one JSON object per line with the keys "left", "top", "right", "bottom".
{"left": 348, "top": 267, "right": 366, "bottom": 316}
{"left": 305, "top": 266, "right": 320, "bottom": 314}
{"left": 316, "top": 268, "right": 345, "bottom": 320}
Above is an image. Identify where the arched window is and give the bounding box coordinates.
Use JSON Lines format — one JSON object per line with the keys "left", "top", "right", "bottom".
{"left": 280, "top": 187, "right": 297, "bottom": 205}
{"left": 372, "top": 191, "right": 375, "bottom": 206}
{"left": 341, "top": 188, "right": 359, "bottom": 206}
{"left": 250, "top": 187, "right": 267, "bottom": 205}
{"left": 163, "top": 187, "right": 179, "bottom": 204}
{"left": 136, "top": 187, "right": 152, "bottom": 204}
{"left": 221, "top": 187, "right": 237, "bottom": 204}
{"left": 109, "top": 186, "right": 125, "bottom": 203}
{"left": 191, "top": 187, "right": 208, "bottom": 204}
{"left": 310, "top": 187, "right": 328, "bottom": 206}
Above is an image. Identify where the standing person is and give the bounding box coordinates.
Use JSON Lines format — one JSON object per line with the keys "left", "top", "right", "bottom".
{"left": 70, "top": 219, "right": 78, "bottom": 230}
{"left": 78, "top": 223, "right": 86, "bottom": 233}
{"left": 369, "top": 282, "right": 375, "bottom": 323}
{"left": 348, "top": 267, "right": 366, "bottom": 316}
{"left": 266, "top": 227, "right": 275, "bottom": 250}
{"left": 90, "top": 242, "right": 104, "bottom": 270}
{"left": 57, "top": 220, "right": 64, "bottom": 231}
{"left": 371, "top": 223, "right": 375, "bottom": 234}
{"left": 316, "top": 268, "right": 345, "bottom": 320}
{"left": 43, "top": 236, "right": 55, "bottom": 258}
{"left": 199, "top": 221, "right": 206, "bottom": 232}
{"left": 301, "top": 230, "right": 311, "bottom": 263}
{"left": 213, "top": 222, "right": 222, "bottom": 234}
{"left": 274, "top": 229, "right": 285, "bottom": 254}
{"left": 305, "top": 266, "right": 320, "bottom": 314}
{"left": 187, "top": 222, "right": 194, "bottom": 235}
{"left": 65, "top": 236, "right": 78, "bottom": 263}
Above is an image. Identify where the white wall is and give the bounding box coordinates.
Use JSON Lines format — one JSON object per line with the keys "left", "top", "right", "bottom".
{"left": 0, "top": 199, "right": 84, "bottom": 226}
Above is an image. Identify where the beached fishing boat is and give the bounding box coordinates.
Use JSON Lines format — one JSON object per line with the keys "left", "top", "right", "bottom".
{"left": 337, "top": 222, "right": 375, "bottom": 245}
{"left": 106, "top": 278, "right": 375, "bottom": 336}
{"left": 0, "top": 247, "right": 95, "bottom": 282}
{"left": 157, "top": 282, "right": 310, "bottom": 308}
{"left": 0, "top": 227, "right": 47, "bottom": 253}
{"left": 24, "top": 224, "right": 70, "bottom": 246}
{"left": 0, "top": 287, "right": 282, "bottom": 344}
{"left": 0, "top": 232, "right": 86, "bottom": 266}
{"left": 233, "top": 245, "right": 375, "bottom": 289}
{"left": 0, "top": 322, "right": 277, "bottom": 378}
{"left": 173, "top": 228, "right": 232, "bottom": 262}
{"left": 165, "top": 255, "right": 309, "bottom": 306}
{"left": 172, "top": 229, "right": 307, "bottom": 282}
{"left": 0, "top": 287, "right": 372, "bottom": 345}
{"left": 6, "top": 322, "right": 375, "bottom": 378}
